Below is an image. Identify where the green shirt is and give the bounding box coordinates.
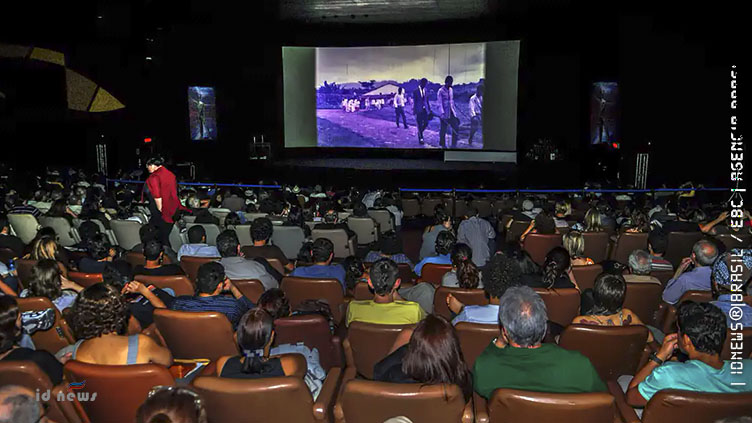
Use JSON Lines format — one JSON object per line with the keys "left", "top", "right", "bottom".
{"left": 638, "top": 359, "right": 752, "bottom": 402}
{"left": 473, "top": 340, "right": 607, "bottom": 399}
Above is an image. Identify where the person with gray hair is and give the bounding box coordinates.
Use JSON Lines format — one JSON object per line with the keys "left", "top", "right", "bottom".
{"left": 472, "top": 286, "right": 606, "bottom": 399}
{"left": 0, "top": 385, "right": 45, "bottom": 423}
{"left": 662, "top": 239, "right": 719, "bottom": 304}
{"left": 623, "top": 250, "right": 662, "bottom": 285}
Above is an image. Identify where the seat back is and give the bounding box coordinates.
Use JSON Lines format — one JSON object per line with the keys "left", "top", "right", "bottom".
{"left": 179, "top": 255, "right": 220, "bottom": 284}
{"left": 505, "top": 221, "right": 530, "bottom": 243}
{"left": 124, "top": 251, "right": 146, "bottom": 267}
{"left": 312, "top": 229, "right": 354, "bottom": 258}
{"left": 660, "top": 290, "right": 713, "bottom": 333}
{"left": 533, "top": 288, "right": 580, "bottom": 327}
{"left": 63, "top": 360, "right": 174, "bottom": 423}
{"left": 351, "top": 282, "right": 372, "bottom": 300}
{"left": 453, "top": 200, "right": 469, "bottom": 218}
{"left": 274, "top": 314, "right": 342, "bottom": 371}
{"left": 611, "top": 232, "right": 648, "bottom": 264}
{"left": 421, "top": 199, "right": 442, "bottom": 217}
{"left": 716, "top": 233, "right": 751, "bottom": 250}
{"left": 0, "top": 247, "right": 15, "bottom": 266}
{"left": 581, "top": 231, "right": 610, "bottom": 263}
{"left": 433, "top": 287, "right": 489, "bottom": 320}
{"left": 558, "top": 324, "right": 649, "bottom": 381}
{"left": 487, "top": 389, "right": 615, "bottom": 423}
{"left": 266, "top": 257, "right": 286, "bottom": 275}
{"left": 344, "top": 321, "right": 415, "bottom": 379}
{"left": 152, "top": 309, "right": 238, "bottom": 360}
{"left": 367, "top": 210, "right": 394, "bottom": 233}
{"left": 186, "top": 223, "right": 221, "bottom": 246}
{"left": 624, "top": 282, "right": 663, "bottom": 326}
{"left": 66, "top": 272, "right": 103, "bottom": 288}
{"left": 192, "top": 376, "right": 316, "bottom": 423}
{"left": 347, "top": 218, "right": 378, "bottom": 245}
{"left": 134, "top": 275, "right": 195, "bottom": 297}
{"left": 335, "top": 380, "right": 467, "bottom": 423}
{"left": 230, "top": 279, "right": 265, "bottom": 303}
{"left": 271, "top": 226, "right": 306, "bottom": 259}
{"left": 401, "top": 198, "right": 420, "bottom": 218}
{"left": 16, "top": 258, "right": 38, "bottom": 288}
{"left": 455, "top": 322, "right": 499, "bottom": 368}
{"left": 650, "top": 269, "right": 675, "bottom": 286}
{"left": 419, "top": 263, "right": 453, "bottom": 285}
{"left": 109, "top": 219, "right": 142, "bottom": 250}
{"left": 7, "top": 213, "right": 40, "bottom": 244}
{"left": 721, "top": 327, "right": 752, "bottom": 360}
{"left": 570, "top": 264, "right": 603, "bottom": 291}
{"left": 281, "top": 276, "right": 345, "bottom": 324}
{"left": 231, "top": 224, "right": 252, "bottom": 246}
{"left": 244, "top": 212, "right": 268, "bottom": 222}
{"left": 641, "top": 390, "right": 752, "bottom": 423}
{"left": 16, "top": 297, "right": 76, "bottom": 354}
{"left": 168, "top": 224, "right": 184, "bottom": 252}
{"left": 39, "top": 217, "right": 81, "bottom": 247}
{"left": 665, "top": 231, "right": 704, "bottom": 268}
{"left": 523, "top": 234, "right": 563, "bottom": 266}
{"left": 471, "top": 200, "right": 493, "bottom": 218}
{"left": 0, "top": 361, "right": 87, "bottom": 423}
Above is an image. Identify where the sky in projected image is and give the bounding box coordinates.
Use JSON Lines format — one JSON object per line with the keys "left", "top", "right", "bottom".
{"left": 316, "top": 43, "right": 485, "bottom": 86}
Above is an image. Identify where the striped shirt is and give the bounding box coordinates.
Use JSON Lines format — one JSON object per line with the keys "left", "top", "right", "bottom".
{"left": 170, "top": 295, "right": 254, "bottom": 327}
{"left": 9, "top": 205, "right": 42, "bottom": 218}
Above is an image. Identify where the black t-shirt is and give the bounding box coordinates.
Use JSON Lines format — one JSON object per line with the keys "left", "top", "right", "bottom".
{"left": 78, "top": 257, "right": 108, "bottom": 274}
{"left": 2, "top": 347, "right": 63, "bottom": 385}
{"left": 520, "top": 273, "right": 575, "bottom": 290}
{"left": 134, "top": 264, "right": 184, "bottom": 276}
{"left": 127, "top": 286, "right": 175, "bottom": 329}
{"left": 241, "top": 245, "right": 290, "bottom": 266}
{"left": 373, "top": 345, "right": 416, "bottom": 384}
{"left": 0, "top": 234, "right": 25, "bottom": 257}
{"left": 661, "top": 220, "right": 701, "bottom": 233}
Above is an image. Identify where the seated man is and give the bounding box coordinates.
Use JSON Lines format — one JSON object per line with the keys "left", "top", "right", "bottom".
{"left": 216, "top": 230, "right": 277, "bottom": 290}
{"left": 626, "top": 302, "right": 752, "bottom": 407}
{"left": 78, "top": 233, "right": 114, "bottom": 273}
{"left": 134, "top": 239, "right": 185, "bottom": 276}
{"left": 414, "top": 231, "right": 455, "bottom": 277}
{"left": 710, "top": 249, "right": 752, "bottom": 327}
{"left": 291, "top": 238, "right": 346, "bottom": 291}
{"left": 647, "top": 229, "right": 674, "bottom": 272}
{"left": 449, "top": 253, "right": 522, "bottom": 325}
{"left": 457, "top": 206, "right": 496, "bottom": 267}
{"left": 177, "top": 225, "right": 220, "bottom": 261}
{"left": 624, "top": 250, "right": 661, "bottom": 285}
{"left": 662, "top": 239, "right": 718, "bottom": 304}
{"left": 102, "top": 260, "right": 174, "bottom": 331}
{"left": 131, "top": 223, "right": 178, "bottom": 264}
{"left": 346, "top": 258, "right": 425, "bottom": 326}
{"left": 241, "top": 217, "right": 293, "bottom": 272}
{"left": 473, "top": 285, "right": 606, "bottom": 398}
{"left": 170, "top": 261, "right": 254, "bottom": 327}
{"left": 0, "top": 215, "right": 25, "bottom": 257}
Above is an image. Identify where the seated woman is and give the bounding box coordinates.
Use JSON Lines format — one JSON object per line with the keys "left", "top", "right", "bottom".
{"left": 563, "top": 231, "right": 595, "bottom": 266}
{"left": 20, "top": 259, "right": 83, "bottom": 311}
{"left": 45, "top": 199, "right": 77, "bottom": 225}
{"left": 583, "top": 208, "right": 605, "bottom": 232}
{"left": 77, "top": 196, "right": 112, "bottom": 230}
{"left": 519, "top": 211, "right": 558, "bottom": 242}
{"left": 364, "top": 231, "right": 413, "bottom": 269}
{"left": 373, "top": 314, "right": 472, "bottom": 402}
{"left": 59, "top": 284, "right": 172, "bottom": 366}
{"left": 441, "top": 243, "right": 482, "bottom": 289}
{"left": 27, "top": 235, "right": 69, "bottom": 278}
{"left": 282, "top": 206, "right": 311, "bottom": 238}
{"left": 419, "top": 207, "right": 452, "bottom": 260}
{"left": 342, "top": 256, "right": 367, "bottom": 292}
{"left": 573, "top": 272, "right": 653, "bottom": 342}
{"left": 216, "top": 308, "right": 305, "bottom": 380}
{"left": 523, "top": 246, "right": 577, "bottom": 290}
{"left": 0, "top": 296, "right": 64, "bottom": 384}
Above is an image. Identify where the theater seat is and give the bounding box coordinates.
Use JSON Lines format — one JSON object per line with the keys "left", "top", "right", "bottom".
{"left": 623, "top": 282, "right": 663, "bottom": 326}
{"left": 659, "top": 290, "right": 713, "bottom": 334}
{"left": 421, "top": 198, "right": 442, "bottom": 217}
{"left": 558, "top": 324, "right": 649, "bottom": 381}
{"left": 455, "top": 322, "right": 499, "bottom": 368}
{"left": 274, "top": 314, "right": 344, "bottom": 371}
{"left": 179, "top": 255, "right": 220, "bottom": 284}
{"left": 367, "top": 209, "right": 394, "bottom": 233}
{"left": 344, "top": 321, "right": 415, "bottom": 379}
{"left": 152, "top": 309, "right": 238, "bottom": 361}
{"left": 720, "top": 327, "right": 752, "bottom": 360}
{"left": 186, "top": 223, "right": 222, "bottom": 246}
{"left": 63, "top": 360, "right": 174, "bottom": 423}
{"left": 716, "top": 233, "right": 752, "bottom": 250}
{"left": 230, "top": 278, "right": 265, "bottom": 303}
{"left": 109, "top": 219, "right": 142, "bottom": 250}
{"left": 640, "top": 390, "right": 752, "bottom": 423}
{"left": 476, "top": 389, "right": 616, "bottom": 423}
{"left": 401, "top": 198, "right": 420, "bottom": 218}
{"left": 523, "top": 234, "right": 563, "bottom": 266}
{"left": 433, "top": 286, "right": 489, "bottom": 320}
{"left": 334, "top": 378, "right": 473, "bottom": 423}
{"left": 281, "top": 276, "right": 346, "bottom": 325}
{"left": 66, "top": 272, "right": 103, "bottom": 288}
{"left": 39, "top": 217, "right": 81, "bottom": 247}
{"left": 7, "top": 213, "right": 40, "bottom": 245}
{"left": 571, "top": 264, "right": 603, "bottom": 291}
{"left": 15, "top": 258, "right": 38, "bottom": 289}
{"left": 0, "top": 361, "right": 89, "bottom": 423}
{"left": 610, "top": 232, "right": 648, "bottom": 264}
{"left": 16, "top": 296, "right": 75, "bottom": 354}
{"left": 664, "top": 231, "right": 704, "bottom": 268}
{"left": 134, "top": 274, "right": 195, "bottom": 297}
{"left": 533, "top": 288, "right": 580, "bottom": 327}
{"left": 312, "top": 229, "right": 356, "bottom": 258}
{"left": 271, "top": 226, "right": 307, "bottom": 259}
{"left": 347, "top": 217, "right": 378, "bottom": 245}
{"left": 418, "top": 263, "right": 452, "bottom": 285}
{"left": 582, "top": 232, "right": 610, "bottom": 264}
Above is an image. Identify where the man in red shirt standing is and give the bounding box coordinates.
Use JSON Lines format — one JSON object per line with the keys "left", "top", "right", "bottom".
{"left": 144, "top": 155, "right": 183, "bottom": 246}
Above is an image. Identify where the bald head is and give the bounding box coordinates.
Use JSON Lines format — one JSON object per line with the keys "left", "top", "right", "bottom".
{"left": 498, "top": 286, "right": 548, "bottom": 347}
{"left": 0, "top": 385, "right": 43, "bottom": 423}
{"left": 692, "top": 239, "right": 719, "bottom": 267}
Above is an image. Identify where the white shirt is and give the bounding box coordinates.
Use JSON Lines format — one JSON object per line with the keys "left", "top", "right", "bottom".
{"left": 469, "top": 94, "right": 483, "bottom": 117}
{"left": 394, "top": 93, "right": 406, "bottom": 108}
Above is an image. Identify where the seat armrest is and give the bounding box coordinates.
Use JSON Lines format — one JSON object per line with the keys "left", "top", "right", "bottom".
{"left": 313, "top": 367, "right": 343, "bottom": 421}
{"left": 607, "top": 380, "right": 640, "bottom": 423}
{"left": 330, "top": 335, "right": 344, "bottom": 369}
{"left": 333, "top": 367, "right": 357, "bottom": 423}
{"left": 52, "top": 384, "right": 89, "bottom": 423}
{"left": 461, "top": 399, "right": 474, "bottom": 423}
{"left": 473, "top": 392, "right": 489, "bottom": 423}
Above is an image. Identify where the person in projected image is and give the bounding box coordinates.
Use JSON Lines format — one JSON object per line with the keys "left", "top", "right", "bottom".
{"left": 437, "top": 75, "right": 460, "bottom": 149}
{"left": 412, "top": 78, "right": 432, "bottom": 145}
{"left": 394, "top": 87, "right": 408, "bottom": 129}
{"left": 191, "top": 94, "right": 207, "bottom": 139}
{"left": 468, "top": 84, "right": 484, "bottom": 145}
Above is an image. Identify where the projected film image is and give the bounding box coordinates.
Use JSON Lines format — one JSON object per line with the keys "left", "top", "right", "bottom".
{"left": 188, "top": 86, "right": 217, "bottom": 141}
{"left": 316, "top": 43, "right": 485, "bottom": 149}
{"left": 590, "top": 82, "right": 620, "bottom": 145}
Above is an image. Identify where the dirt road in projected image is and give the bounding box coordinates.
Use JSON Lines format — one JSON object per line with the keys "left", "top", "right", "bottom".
{"left": 317, "top": 108, "right": 483, "bottom": 149}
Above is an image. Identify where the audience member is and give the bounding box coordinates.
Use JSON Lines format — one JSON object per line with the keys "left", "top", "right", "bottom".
{"left": 661, "top": 207, "right": 703, "bottom": 233}
{"left": 27, "top": 236, "right": 68, "bottom": 277}
{"left": 0, "top": 385, "right": 47, "bottom": 423}
{"left": 563, "top": 231, "right": 594, "bottom": 266}
{"left": 6, "top": 194, "right": 42, "bottom": 218}
{"left": 290, "top": 238, "right": 346, "bottom": 291}
{"left": 282, "top": 206, "right": 311, "bottom": 237}
{"left": 457, "top": 206, "right": 495, "bottom": 267}
{"left": 374, "top": 314, "right": 473, "bottom": 401}
{"left": 449, "top": 253, "right": 522, "bottom": 324}
{"left": 473, "top": 286, "right": 606, "bottom": 398}
{"left": 131, "top": 224, "right": 178, "bottom": 264}
{"left": 663, "top": 239, "right": 718, "bottom": 304}
{"left": 365, "top": 231, "right": 413, "bottom": 269}
{"left": 0, "top": 216, "right": 24, "bottom": 257}
{"left": 522, "top": 247, "right": 576, "bottom": 290}
{"left": 216, "top": 230, "right": 277, "bottom": 290}
{"left": 314, "top": 209, "right": 356, "bottom": 240}
{"left": 624, "top": 250, "right": 661, "bottom": 284}
{"left": 342, "top": 256, "right": 367, "bottom": 292}
{"left": 419, "top": 207, "right": 451, "bottom": 260}
{"left": 241, "top": 217, "right": 293, "bottom": 271}
{"left": 647, "top": 229, "right": 674, "bottom": 271}
{"left": 415, "top": 231, "right": 455, "bottom": 277}
{"left": 103, "top": 260, "right": 173, "bottom": 331}
{"left": 177, "top": 225, "right": 220, "bottom": 261}
{"left": 136, "top": 386, "right": 208, "bottom": 423}
{"left": 78, "top": 233, "right": 114, "bottom": 274}
{"left": 441, "top": 243, "right": 482, "bottom": 289}
{"left": 520, "top": 211, "right": 558, "bottom": 242}
{"left": 134, "top": 240, "right": 184, "bottom": 276}
{"left": 710, "top": 249, "right": 752, "bottom": 327}
{"left": 346, "top": 259, "right": 425, "bottom": 326}
{"left": 584, "top": 208, "right": 604, "bottom": 232}
{"left": 20, "top": 259, "right": 82, "bottom": 311}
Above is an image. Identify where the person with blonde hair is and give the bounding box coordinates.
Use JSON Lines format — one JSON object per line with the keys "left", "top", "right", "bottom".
{"left": 563, "top": 231, "right": 594, "bottom": 266}
{"left": 584, "top": 208, "right": 604, "bottom": 232}
{"left": 27, "top": 236, "right": 68, "bottom": 277}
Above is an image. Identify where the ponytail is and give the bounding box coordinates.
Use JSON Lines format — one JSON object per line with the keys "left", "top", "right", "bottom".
{"left": 241, "top": 350, "right": 272, "bottom": 375}
{"left": 456, "top": 257, "right": 480, "bottom": 289}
